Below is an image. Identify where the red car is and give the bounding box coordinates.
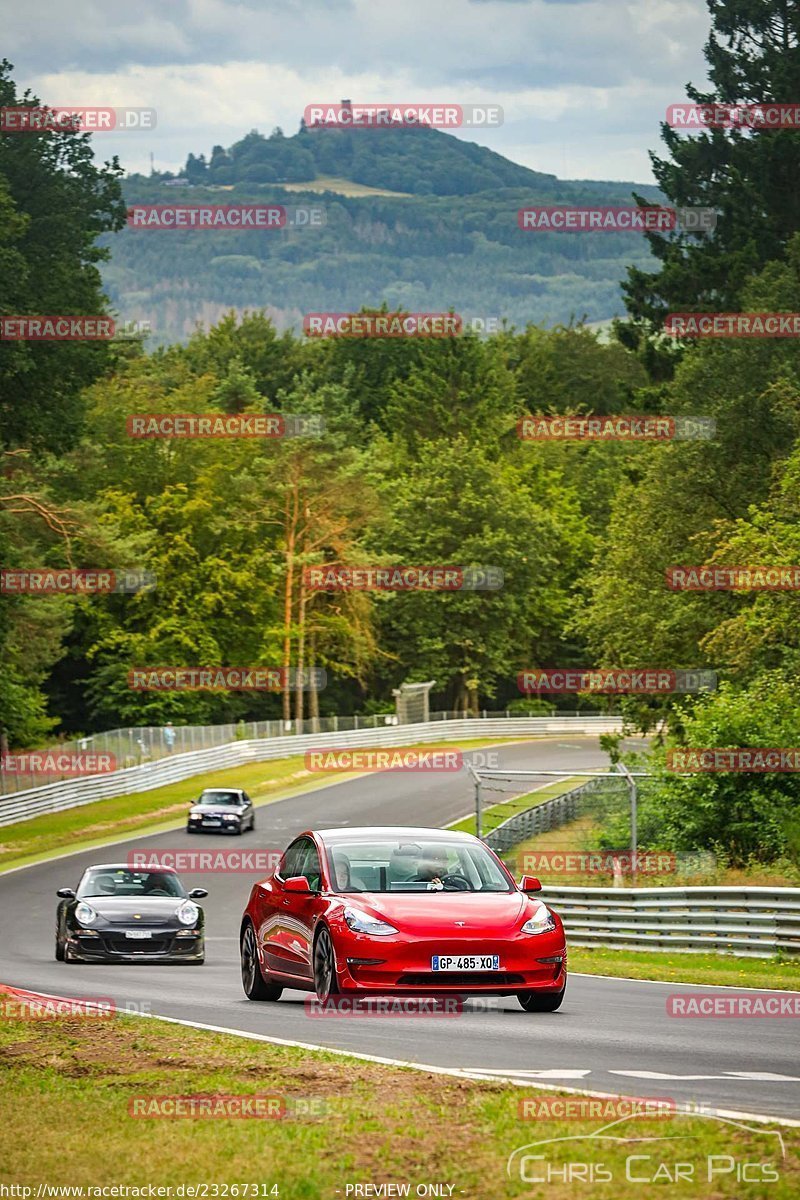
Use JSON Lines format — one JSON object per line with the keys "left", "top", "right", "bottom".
{"left": 239, "top": 827, "right": 566, "bottom": 1012}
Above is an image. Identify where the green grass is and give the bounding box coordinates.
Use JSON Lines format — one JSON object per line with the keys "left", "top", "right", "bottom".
{"left": 569, "top": 946, "right": 800, "bottom": 990}
{"left": 0, "top": 1003, "right": 796, "bottom": 1197}
{"left": 0, "top": 737, "right": 523, "bottom": 873}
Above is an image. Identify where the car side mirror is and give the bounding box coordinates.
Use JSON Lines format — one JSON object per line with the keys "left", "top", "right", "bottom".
{"left": 189, "top": 888, "right": 208, "bottom": 898}
{"left": 283, "top": 875, "right": 313, "bottom": 894}
{"left": 57, "top": 887, "right": 76, "bottom": 899}
{"left": 519, "top": 875, "right": 542, "bottom": 892}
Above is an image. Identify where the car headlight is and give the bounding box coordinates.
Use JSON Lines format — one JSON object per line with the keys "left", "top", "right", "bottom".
{"left": 177, "top": 901, "right": 199, "bottom": 926}
{"left": 343, "top": 908, "right": 398, "bottom": 936}
{"left": 224, "top": 814, "right": 240, "bottom": 821}
{"left": 75, "top": 902, "right": 97, "bottom": 926}
{"left": 521, "top": 908, "right": 557, "bottom": 936}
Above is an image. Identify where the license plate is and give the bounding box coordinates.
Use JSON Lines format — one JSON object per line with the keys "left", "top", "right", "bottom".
{"left": 203, "top": 819, "right": 221, "bottom": 827}
{"left": 125, "top": 930, "right": 152, "bottom": 940}
{"left": 431, "top": 954, "right": 500, "bottom": 971}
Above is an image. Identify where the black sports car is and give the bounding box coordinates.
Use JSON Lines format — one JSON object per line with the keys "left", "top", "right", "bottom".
{"left": 55, "top": 864, "right": 207, "bottom": 963}
{"left": 187, "top": 787, "right": 255, "bottom": 834}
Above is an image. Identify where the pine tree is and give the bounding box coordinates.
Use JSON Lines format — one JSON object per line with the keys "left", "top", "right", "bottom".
{"left": 623, "top": 0, "right": 800, "bottom": 330}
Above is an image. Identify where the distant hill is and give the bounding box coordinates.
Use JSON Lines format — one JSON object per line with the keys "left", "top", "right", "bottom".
{"left": 102, "top": 120, "right": 663, "bottom": 345}
{"left": 181, "top": 121, "right": 563, "bottom": 196}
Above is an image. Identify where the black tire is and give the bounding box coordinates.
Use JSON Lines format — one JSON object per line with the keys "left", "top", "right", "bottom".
{"left": 517, "top": 982, "right": 566, "bottom": 1012}
{"left": 186, "top": 826, "right": 196, "bottom": 834}
{"left": 241, "top": 922, "right": 282, "bottom": 1000}
{"left": 313, "top": 925, "right": 339, "bottom": 1002}
{"left": 249, "top": 815, "right": 256, "bottom": 832}
{"left": 55, "top": 933, "right": 65, "bottom": 962}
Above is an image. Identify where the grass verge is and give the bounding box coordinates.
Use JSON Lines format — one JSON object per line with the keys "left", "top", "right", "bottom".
{"left": 0, "top": 1001, "right": 796, "bottom": 1197}
{"left": 449, "top": 776, "right": 584, "bottom": 837}
{"left": 568, "top": 946, "right": 800, "bottom": 991}
{"left": 0, "top": 738, "right": 522, "bottom": 874}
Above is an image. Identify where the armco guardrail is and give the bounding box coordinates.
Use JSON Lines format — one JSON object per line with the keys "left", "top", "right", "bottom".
{"left": 541, "top": 885, "right": 800, "bottom": 958}
{"left": 0, "top": 716, "right": 622, "bottom": 828}
{"left": 0, "top": 708, "right": 611, "bottom": 794}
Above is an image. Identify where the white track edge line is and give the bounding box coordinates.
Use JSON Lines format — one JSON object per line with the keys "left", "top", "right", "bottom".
{"left": 5, "top": 982, "right": 799, "bottom": 1128}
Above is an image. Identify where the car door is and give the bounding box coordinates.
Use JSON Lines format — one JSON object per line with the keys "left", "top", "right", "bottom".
{"left": 241, "top": 792, "right": 254, "bottom": 828}
{"left": 259, "top": 837, "right": 317, "bottom": 981}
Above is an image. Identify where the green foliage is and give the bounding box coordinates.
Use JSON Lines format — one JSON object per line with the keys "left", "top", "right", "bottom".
{"left": 623, "top": 0, "right": 800, "bottom": 326}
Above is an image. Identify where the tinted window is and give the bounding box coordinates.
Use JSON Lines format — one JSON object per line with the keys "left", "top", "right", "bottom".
{"left": 299, "top": 841, "right": 322, "bottom": 891}
{"left": 78, "top": 868, "right": 186, "bottom": 898}
{"left": 325, "top": 838, "right": 513, "bottom": 893}
{"left": 281, "top": 838, "right": 307, "bottom": 879}
{"left": 198, "top": 790, "right": 242, "bottom": 806}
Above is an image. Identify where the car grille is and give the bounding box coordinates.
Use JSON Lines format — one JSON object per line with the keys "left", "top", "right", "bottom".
{"left": 397, "top": 972, "right": 526, "bottom": 987}
{"left": 105, "top": 936, "right": 172, "bottom": 954}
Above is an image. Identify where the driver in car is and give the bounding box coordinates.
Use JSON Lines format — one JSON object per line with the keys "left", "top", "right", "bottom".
{"left": 415, "top": 848, "right": 451, "bottom": 887}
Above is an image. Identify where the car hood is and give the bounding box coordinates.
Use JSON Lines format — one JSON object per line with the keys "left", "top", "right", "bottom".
{"left": 338, "top": 891, "right": 542, "bottom": 934}
{"left": 75, "top": 896, "right": 189, "bottom": 924}
{"left": 190, "top": 806, "right": 240, "bottom": 818}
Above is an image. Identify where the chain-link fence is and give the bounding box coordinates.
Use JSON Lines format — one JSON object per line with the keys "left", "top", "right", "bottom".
{"left": 0, "top": 709, "right": 609, "bottom": 794}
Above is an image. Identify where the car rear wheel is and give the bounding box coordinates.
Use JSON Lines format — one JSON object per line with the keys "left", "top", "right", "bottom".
{"left": 313, "top": 925, "right": 339, "bottom": 1002}
{"left": 240, "top": 923, "right": 282, "bottom": 1000}
{"left": 517, "top": 983, "right": 566, "bottom": 1012}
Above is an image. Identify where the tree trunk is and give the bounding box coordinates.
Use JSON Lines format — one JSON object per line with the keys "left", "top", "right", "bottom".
{"left": 308, "top": 630, "right": 319, "bottom": 730}
{"left": 294, "top": 561, "right": 307, "bottom": 728}
{"left": 282, "top": 486, "right": 299, "bottom": 723}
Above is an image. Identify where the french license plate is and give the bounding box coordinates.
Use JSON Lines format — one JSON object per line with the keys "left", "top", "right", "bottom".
{"left": 125, "top": 930, "right": 152, "bottom": 940}
{"left": 204, "top": 819, "right": 221, "bottom": 827}
{"left": 431, "top": 954, "right": 500, "bottom": 971}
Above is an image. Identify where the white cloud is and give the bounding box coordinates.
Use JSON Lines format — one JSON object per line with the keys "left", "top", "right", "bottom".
{"left": 6, "top": 0, "right": 711, "bottom": 181}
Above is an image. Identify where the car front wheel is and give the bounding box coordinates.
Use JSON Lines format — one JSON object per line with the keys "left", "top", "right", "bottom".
{"left": 313, "top": 925, "right": 339, "bottom": 1002}
{"left": 240, "top": 923, "right": 282, "bottom": 1000}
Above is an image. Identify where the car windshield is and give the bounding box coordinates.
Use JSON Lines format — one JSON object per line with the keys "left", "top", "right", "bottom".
{"left": 198, "top": 791, "right": 241, "bottom": 806}
{"left": 77, "top": 868, "right": 187, "bottom": 899}
{"left": 325, "top": 838, "right": 513, "bottom": 893}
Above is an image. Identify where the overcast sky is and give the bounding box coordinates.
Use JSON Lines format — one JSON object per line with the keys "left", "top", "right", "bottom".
{"left": 6, "top": 0, "right": 711, "bottom": 183}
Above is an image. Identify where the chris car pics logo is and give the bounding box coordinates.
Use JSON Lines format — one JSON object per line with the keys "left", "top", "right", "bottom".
{"left": 507, "top": 1111, "right": 785, "bottom": 1186}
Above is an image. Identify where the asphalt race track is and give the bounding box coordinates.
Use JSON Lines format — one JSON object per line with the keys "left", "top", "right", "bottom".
{"left": 1, "top": 736, "right": 798, "bottom": 1122}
